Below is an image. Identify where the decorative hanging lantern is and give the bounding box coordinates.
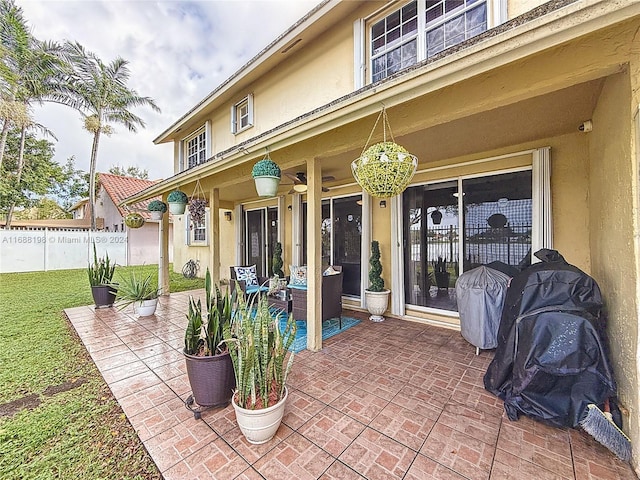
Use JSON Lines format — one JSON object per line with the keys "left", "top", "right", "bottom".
{"left": 125, "top": 212, "right": 145, "bottom": 229}
{"left": 431, "top": 209, "right": 442, "bottom": 225}
{"left": 351, "top": 108, "right": 417, "bottom": 198}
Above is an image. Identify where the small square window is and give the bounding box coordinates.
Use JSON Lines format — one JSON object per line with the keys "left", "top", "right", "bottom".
{"left": 231, "top": 94, "right": 253, "bottom": 134}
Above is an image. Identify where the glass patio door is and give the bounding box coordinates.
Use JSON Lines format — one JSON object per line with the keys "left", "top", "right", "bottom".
{"left": 303, "top": 195, "right": 362, "bottom": 297}
{"left": 403, "top": 170, "right": 532, "bottom": 313}
{"left": 245, "top": 207, "right": 279, "bottom": 277}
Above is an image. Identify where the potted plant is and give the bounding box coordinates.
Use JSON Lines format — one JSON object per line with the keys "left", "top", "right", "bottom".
{"left": 167, "top": 189, "right": 188, "bottom": 215}
{"left": 112, "top": 270, "right": 160, "bottom": 316}
{"left": 351, "top": 141, "right": 417, "bottom": 198}
{"left": 147, "top": 200, "right": 167, "bottom": 221}
{"left": 188, "top": 197, "right": 207, "bottom": 226}
{"left": 222, "top": 292, "right": 296, "bottom": 444}
{"left": 433, "top": 257, "right": 450, "bottom": 289}
{"left": 251, "top": 156, "right": 281, "bottom": 197}
{"left": 183, "top": 268, "right": 236, "bottom": 416}
{"left": 87, "top": 244, "right": 117, "bottom": 308}
{"left": 124, "top": 212, "right": 145, "bottom": 229}
{"left": 272, "top": 241, "right": 285, "bottom": 278}
{"left": 364, "top": 240, "right": 390, "bottom": 322}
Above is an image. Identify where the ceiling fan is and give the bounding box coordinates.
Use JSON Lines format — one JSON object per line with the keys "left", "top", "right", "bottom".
{"left": 283, "top": 172, "right": 335, "bottom": 194}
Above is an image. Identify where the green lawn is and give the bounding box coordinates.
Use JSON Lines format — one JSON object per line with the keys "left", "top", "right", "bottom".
{"left": 0, "top": 265, "right": 203, "bottom": 480}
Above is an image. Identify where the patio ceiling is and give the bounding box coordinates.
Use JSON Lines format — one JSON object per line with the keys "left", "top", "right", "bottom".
{"left": 212, "top": 77, "right": 603, "bottom": 204}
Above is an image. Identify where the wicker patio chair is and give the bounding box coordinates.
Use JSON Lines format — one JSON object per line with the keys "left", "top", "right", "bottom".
{"left": 290, "top": 265, "right": 343, "bottom": 328}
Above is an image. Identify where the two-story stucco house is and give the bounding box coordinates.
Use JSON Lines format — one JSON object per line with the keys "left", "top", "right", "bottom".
{"left": 125, "top": 0, "right": 640, "bottom": 467}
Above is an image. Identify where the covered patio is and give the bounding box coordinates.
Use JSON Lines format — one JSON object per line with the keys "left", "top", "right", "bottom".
{"left": 64, "top": 291, "right": 636, "bottom": 480}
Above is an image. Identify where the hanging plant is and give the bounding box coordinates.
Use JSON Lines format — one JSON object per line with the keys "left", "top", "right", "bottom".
{"left": 189, "top": 198, "right": 207, "bottom": 225}
{"left": 251, "top": 153, "right": 281, "bottom": 197}
{"left": 124, "top": 212, "right": 145, "bottom": 229}
{"left": 147, "top": 200, "right": 167, "bottom": 213}
{"left": 188, "top": 179, "right": 207, "bottom": 226}
{"left": 351, "top": 109, "right": 417, "bottom": 198}
{"left": 167, "top": 189, "right": 188, "bottom": 215}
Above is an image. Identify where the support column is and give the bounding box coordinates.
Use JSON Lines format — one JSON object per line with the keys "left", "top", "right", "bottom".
{"left": 159, "top": 194, "right": 170, "bottom": 295}
{"left": 210, "top": 188, "right": 221, "bottom": 283}
{"left": 306, "top": 158, "right": 322, "bottom": 351}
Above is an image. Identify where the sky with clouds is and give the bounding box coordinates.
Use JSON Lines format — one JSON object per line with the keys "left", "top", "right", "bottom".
{"left": 16, "top": 0, "right": 320, "bottom": 180}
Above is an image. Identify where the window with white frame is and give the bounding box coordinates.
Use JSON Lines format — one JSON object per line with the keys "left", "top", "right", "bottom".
{"left": 185, "top": 128, "right": 207, "bottom": 169}
{"left": 369, "top": 0, "right": 493, "bottom": 83}
{"left": 186, "top": 209, "right": 209, "bottom": 246}
{"left": 231, "top": 94, "right": 254, "bottom": 134}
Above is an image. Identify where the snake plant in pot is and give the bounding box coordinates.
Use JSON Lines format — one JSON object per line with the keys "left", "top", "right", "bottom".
{"left": 183, "top": 268, "right": 237, "bottom": 417}
{"left": 222, "top": 291, "right": 296, "bottom": 444}
{"left": 87, "top": 244, "right": 117, "bottom": 308}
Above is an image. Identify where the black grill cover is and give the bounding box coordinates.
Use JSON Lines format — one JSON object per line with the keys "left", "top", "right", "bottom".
{"left": 483, "top": 249, "right": 617, "bottom": 428}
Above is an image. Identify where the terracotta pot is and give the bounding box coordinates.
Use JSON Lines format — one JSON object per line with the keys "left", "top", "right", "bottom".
{"left": 232, "top": 386, "right": 288, "bottom": 444}
{"left": 184, "top": 350, "right": 235, "bottom": 408}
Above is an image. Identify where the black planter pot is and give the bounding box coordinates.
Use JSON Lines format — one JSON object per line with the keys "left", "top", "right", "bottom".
{"left": 91, "top": 285, "right": 117, "bottom": 308}
{"left": 184, "top": 350, "right": 235, "bottom": 407}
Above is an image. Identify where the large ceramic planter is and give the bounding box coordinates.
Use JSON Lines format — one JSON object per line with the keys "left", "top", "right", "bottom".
{"left": 134, "top": 298, "right": 158, "bottom": 316}
{"left": 232, "top": 386, "right": 288, "bottom": 444}
{"left": 364, "top": 289, "right": 390, "bottom": 322}
{"left": 168, "top": 202, "right": 187, "bottom": 215}
{"left": 184, "top": 350, "right": 236, "bottom": 408}
{"left": 254, "top": 176, "right": 280, "bottom": 197}
{"left": 91, "top": 285, "right": 117, "bottom": 308}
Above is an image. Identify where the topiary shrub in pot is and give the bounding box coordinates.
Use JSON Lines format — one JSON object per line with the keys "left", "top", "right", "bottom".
{"left": 167, "top": 189, "right": 188, "bottom": 214}
{"left": 364, "top": 240, "right": 390, "bottom": 322}
{"left": 251, "top": 157, "right": 281, "bottom": 197}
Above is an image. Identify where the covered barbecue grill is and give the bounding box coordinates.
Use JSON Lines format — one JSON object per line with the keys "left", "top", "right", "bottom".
{"left": 483, "top": 249, "right": 618, "bottom": 428}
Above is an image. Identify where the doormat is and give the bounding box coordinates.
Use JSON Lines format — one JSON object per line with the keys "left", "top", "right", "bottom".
{"left": 274, "top": 312, "right": 361, "bottom": 353}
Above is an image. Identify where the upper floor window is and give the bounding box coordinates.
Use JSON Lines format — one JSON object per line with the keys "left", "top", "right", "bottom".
{"left": 425, "top": 0, "right": 487, "bottom": 58}
{"left": 369, "top": 0, "right": 491, "bottom": 83}
{"left": 186, "top": 128, "right": 207, "bottom": 169}
{"left": 186, "top": 209, "right": 209, "bottom": 246}
{"left": 231, "top": 94, "right": 254, "bottom": 134}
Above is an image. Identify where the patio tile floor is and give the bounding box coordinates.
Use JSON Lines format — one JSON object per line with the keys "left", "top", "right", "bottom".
{"left": 64, "top": 290, "right": 637, "bottom": 480}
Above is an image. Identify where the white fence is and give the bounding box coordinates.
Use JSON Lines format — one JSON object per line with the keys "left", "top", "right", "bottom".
{"left": 0, "top": 230, "right": 128, "bottom": 273}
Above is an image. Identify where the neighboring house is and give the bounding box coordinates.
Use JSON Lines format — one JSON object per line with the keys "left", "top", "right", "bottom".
{"left": 125, "top": 0, "right": 640, "bottom": 466}
{"left": 97, "top": 173, "right": 173, "bottom": 265}
{"left": 69, "top": 198, "right": 89, "bottom": 220}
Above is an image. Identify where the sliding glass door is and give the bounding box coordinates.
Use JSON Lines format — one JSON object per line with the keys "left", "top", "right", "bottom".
{"left": 403, "top": 170, "right": 532, "bottom": 313}
{"left": 244, "top": 206, "right": 279, "bottom": 277}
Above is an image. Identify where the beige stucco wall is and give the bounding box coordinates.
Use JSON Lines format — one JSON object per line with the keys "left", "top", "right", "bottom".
{"left": 588, "top": 67, "right": 639, "bottom": 468}
{"left": 508, "top": 0, "right": 547, "bottom": 19}
{"left": 172, "top": 210, "right": 234, "bottom": 279}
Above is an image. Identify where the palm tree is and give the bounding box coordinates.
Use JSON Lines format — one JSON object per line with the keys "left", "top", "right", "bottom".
{"left": 54, "top": 41, "right": 161, "bottom": 230}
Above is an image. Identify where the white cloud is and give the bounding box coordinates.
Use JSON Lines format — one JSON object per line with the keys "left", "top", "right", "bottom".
{"left": 16, "top": 0, "right": 319, "bottom": 179}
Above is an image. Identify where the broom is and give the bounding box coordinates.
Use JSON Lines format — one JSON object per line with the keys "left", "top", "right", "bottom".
{"left": 579, "top": 398, "right": 632, "bottom": 462}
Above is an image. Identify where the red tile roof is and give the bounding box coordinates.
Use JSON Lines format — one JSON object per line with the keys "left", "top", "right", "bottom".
{"left": 97, "top": 173, "right": 162, "bottom": 220}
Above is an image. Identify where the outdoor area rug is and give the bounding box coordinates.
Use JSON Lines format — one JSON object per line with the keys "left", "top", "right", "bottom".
{"left": 273, "top": 312, "right": 361, "bottom": 353}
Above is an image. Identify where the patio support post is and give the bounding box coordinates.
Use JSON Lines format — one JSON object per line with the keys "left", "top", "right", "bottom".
{"left": 210, "top": 187, "right": 221, "bottom": 283}
{"left": 159, "top": 193, "right": 170, "bottom": 295}
{"left": 306, "top": 157, "right": 322, "bottom": 351}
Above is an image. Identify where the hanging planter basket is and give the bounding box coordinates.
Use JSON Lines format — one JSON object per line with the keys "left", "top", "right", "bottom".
{"left": 188, "top": 179, "right": 207, "bottom": 226}
{"left": 125, "top": 212, "right": 145, "bottom": 229}
{"left": 168, "top": 189, "right": 188, "bottom": 215}
{"left": 351, "top": 109, "right": 417, "bottom": 198}
{"left": 251, "top": 153, "right": 281, "bottom": 198}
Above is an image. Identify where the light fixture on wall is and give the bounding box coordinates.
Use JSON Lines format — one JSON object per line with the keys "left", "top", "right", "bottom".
{"left": 379, "top": 200, "right": 387, "bottom": 208}
{"left": 224, "top": 211, "right": 232, "bottom": 221}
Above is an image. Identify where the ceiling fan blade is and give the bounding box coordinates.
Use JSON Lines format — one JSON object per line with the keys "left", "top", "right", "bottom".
{"left": 322, "top": 175, "right": 335, "bottom": 182}
{"left": 284, "top": 172, "right": 301, "bottom": 183}
{"left": 322, "top": 186, "right": 330, "bottom": 192}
